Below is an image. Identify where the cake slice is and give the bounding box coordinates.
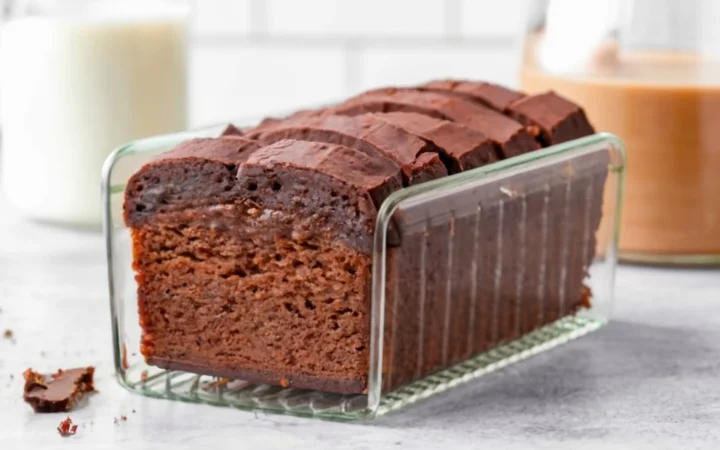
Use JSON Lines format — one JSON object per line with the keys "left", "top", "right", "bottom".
{"left": 371, "top": 112, "right": 498, "bottom": 172}
{"left": 418, "top": 79, "right": 527, "bottom": 112}
{"left": 247, "top": 114, "right": 449, "bottom": 186}
{"left": 125, "top": 137, "right": 261, "bottom": 224}
{"left": 333, "top": 89, "right": 539, "bottom": 159}
{"left": 125, "top": 139, "right": 403, "bottom": 394}
{"left": 506, "top": 91, "right": 595, "bottom": 146}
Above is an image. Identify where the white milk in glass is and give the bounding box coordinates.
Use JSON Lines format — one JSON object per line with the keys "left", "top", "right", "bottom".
{"left": 0, "top": 1, "right": 188, "bottom": 226}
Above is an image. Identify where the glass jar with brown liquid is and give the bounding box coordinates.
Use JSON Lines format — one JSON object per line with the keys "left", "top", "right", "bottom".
{"left": 521, "top": 0, "right": 720, "bottom": 265}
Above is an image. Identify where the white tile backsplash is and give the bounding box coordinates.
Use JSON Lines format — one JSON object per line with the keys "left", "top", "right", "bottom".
{"left": 190, "top": 45, "right": 348, "bottom": 127}
{"left": 188, "top": 0, "right": 525, "bottom": 125}
{"left": 191, "top": 0, "right": 253, "bottom": 35}
{"left": 265, "top": 0, "right": 446, "bottom": 37}
{"left": 460, "top": 0, "right": 529, "bottom": 37}
{"left": 355, "top": 46, "right": 520, "bottom": 93}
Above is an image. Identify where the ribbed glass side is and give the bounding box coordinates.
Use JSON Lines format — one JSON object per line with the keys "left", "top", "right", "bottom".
{"left": 368, "top": 134, "right": 623, "bottom": 414}
{"left": 103, "top": 128, "right": 624, "bottom": 421}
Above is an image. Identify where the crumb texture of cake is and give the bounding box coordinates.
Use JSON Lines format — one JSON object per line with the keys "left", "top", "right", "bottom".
{"left": 23, "top": 367, "right": 95, "bottom": 413}
{"left": 124, "top": 79, "right": 604, "bottom": 395}
{"left": 126, "top": 140, "right": 402, "bottom": 394}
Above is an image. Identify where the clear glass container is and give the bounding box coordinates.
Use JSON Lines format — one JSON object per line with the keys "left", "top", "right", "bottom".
{"left": 0, "top": 0, "right": 188, "bottom": 227}
{"left": 103, "top": 122, "right": 625, "bottom": 421}
{"left": 521, "top": 0, "right": 720, "bottom": 265}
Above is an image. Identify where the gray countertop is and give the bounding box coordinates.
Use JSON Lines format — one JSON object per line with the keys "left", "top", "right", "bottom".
{"left": 0, "top": 202, "right": 719, "bottom": 450}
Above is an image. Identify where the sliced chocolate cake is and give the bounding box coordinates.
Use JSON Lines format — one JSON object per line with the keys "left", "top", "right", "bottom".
{"left": 124, "top": 80, "right": 603, "bottom": 394}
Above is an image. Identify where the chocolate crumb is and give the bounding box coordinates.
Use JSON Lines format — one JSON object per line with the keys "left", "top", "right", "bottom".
{"left": 3, "top": 329, "right": 13, "bottom": 339}
{"left": 114, "top": 415, "right": 128, "bottom": 425}
{"left": 203, "top": 377, "right": 229, "bottom": 391}
{"left": 580, "top": 285, "right": 593, "bottom": 309}
{"left": 121, "top": 344, "right": 129, "bottom": 370}
{"left": 57, "top": 417, "right": 77, "bottom": 437}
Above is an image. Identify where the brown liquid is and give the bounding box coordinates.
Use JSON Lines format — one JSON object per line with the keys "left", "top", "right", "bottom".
{"left": 521, "top": 35, "right": 720, "bottom": 262}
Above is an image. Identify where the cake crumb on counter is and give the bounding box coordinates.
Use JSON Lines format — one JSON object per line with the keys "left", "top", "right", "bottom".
{"left": 57, "top": 417, "right": 77, "bottom": 437}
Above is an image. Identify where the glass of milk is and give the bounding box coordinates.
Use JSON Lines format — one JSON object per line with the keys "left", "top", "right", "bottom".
{"left": 0, "top": 0, "right": 189, "bottom": 227}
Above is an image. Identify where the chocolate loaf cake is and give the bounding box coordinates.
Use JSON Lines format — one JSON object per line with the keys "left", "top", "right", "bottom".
{"left": 124, "top": 80, "right": 605, "bottom": 395}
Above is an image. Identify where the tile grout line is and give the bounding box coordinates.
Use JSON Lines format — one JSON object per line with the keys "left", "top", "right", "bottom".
{"left": 343, "top": 43, "right": 363, "bottom": 97}
{"left": 443, "top": 0, "right": 463, "bottom": 38}
{"left": 190, "top": 34, "right": 516, "bottom": 49}
{"left": 248, "top": 0, "right": 269, "bottom": 37}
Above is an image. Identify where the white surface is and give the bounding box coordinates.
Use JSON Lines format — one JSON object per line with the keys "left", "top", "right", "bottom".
{"left": 192, "top": 0, "right": 253, "bottom": 35}
{"left": 0, "top": 197, "right": 719, "bottom": 449}
{"left": 459, "top": 0, "right": 530, "bottom": 37}
{"left": 0, "top": 7, "right": 187, "bottom": 226}
{"left": 355, "top": 46, "right": 519, "bottom": 92}
{"left": 190, "top": 45, "right": 348, "bottom": 125}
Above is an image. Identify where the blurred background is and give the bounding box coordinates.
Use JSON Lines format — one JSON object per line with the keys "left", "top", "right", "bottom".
{"left": 0, "top": 0, "right": 718, "bottom": 265}
{"left": 187, "top": 0, "right": 529, "bottom": 127}
{"left": 0, "top": 0, "right": 535, "bottom": 228}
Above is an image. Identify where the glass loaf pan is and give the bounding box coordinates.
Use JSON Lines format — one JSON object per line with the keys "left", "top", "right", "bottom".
{"left": 102, "top": 118, "right": 625, "bottom": 421}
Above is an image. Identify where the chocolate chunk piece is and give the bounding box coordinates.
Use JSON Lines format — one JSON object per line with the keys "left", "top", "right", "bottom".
{"left": 507, "top": 91, "right": 595, "bottom": 146}
{"left": 248, "top": 114, "right": 446, "bottom": 186}
{"left": 124, "top": 137, "right": 262, "bottom": 227}
{"left": 335, "top": 90, "right": 538, "bottom": 159}
{"left": 23, "top": 367, "right": 95, "bottom": 413}
{"left": 409, "top": 152, "right": 448, "bottom": 185}
{"left": 419, "top": 80, "right": 526, "bottom": 112}
{"left": 372, "top": 112, "right": 498, "bottom": 172}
